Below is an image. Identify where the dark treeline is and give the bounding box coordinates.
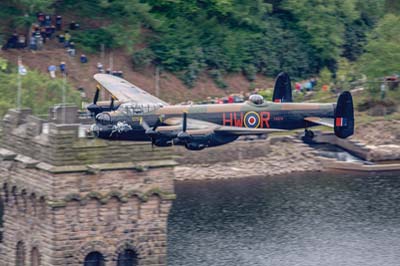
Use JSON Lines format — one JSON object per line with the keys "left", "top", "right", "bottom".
{"left": 1, "top": 0, "right": 399, "bottom": 87}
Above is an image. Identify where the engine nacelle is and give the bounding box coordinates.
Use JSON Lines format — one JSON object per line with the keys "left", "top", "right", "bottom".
{"left": 185, "top": 143, "right": 206, "bottom": 151}
{"left": 154, "top": 138, "right": 173, "bottom": 147}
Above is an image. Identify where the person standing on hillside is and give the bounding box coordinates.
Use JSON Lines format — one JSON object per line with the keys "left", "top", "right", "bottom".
{"left": 295, "top": 82, "right": 302, "bottom": 92}
{"left": 67, "top": 42, "right": 75, "bottom": 56}
{"left": 51, "top": 25, "right": 56, "bottom": 37}
{"left": 34, "top": 32, "right": 42, "bottom": 50}
{"left": 64, "top": 31, "right": 71, "bottom": 48}
{"left": 60, "top": 61, "right": 67, "bottom": 75}
{"left": 80, "top": 54, "right": 88, "bottom": 63}
{"left": 56, "top": 15, "right": 62, "bottom": 31}
{"left": 17, "top": 35, "right": 26, "bottom": 49}
{"left": 40, "top": 28, "right": 47, "bottom": 44}
{"left": 48, "top": 65, "right": 56, "bottom": 78}
{"left": 97, "top": 62, "right": 104, "bottom": 73}
{"left": 37, "top": 12, "right": 45, "bottom": 26}
{"left": 380, "top": 82, "right": 386, "bottom": 100}
{"left": 29, "top": 37, "right": 37, "bottom": 50}
{"left": 6, "top": 32, "right": 18, "bottom": 49}
{"left": 45, "top": 14, "right": 51, "bottom": 26}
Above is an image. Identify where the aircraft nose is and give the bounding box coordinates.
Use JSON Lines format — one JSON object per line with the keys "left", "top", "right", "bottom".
{"left": 88, "top": 123, "right": 113, "bottom": 139}
{"left": 89, "top": 124, "right": 100, "bottom": 137}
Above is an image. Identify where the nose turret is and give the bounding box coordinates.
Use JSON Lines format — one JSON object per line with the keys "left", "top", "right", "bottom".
{"left": 89, "top": 124, "right": 100, "bottom": 137}
{"left": 88, "top": 112, "right": 113, "bottom": 138}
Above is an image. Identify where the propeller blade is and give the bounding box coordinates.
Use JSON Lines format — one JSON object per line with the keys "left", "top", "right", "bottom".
{"left": 93, "top": 86, "right": 100, "bottom": 105}
{"left": 110, "top": 97, "right": 114, "bottom": 110}
{"left": 182, "top": 112, "right": 187, "bottom": 132}
{"left": 152, "top": 115, "right": 164, "bottom": 131}
{"left": 140, "top": 118, "right": 150, "bottom": 131}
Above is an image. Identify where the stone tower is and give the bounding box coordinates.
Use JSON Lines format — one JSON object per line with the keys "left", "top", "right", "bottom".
{"left": 0, "top": 108, "right": 176, "bottom": 266}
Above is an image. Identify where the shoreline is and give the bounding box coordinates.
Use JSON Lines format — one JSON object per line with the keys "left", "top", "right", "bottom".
{"left": 173, "top": 121, "right": 400, "bottom": 181}
{"left": 174, "top": 136, "right": 324, "bottom": 181}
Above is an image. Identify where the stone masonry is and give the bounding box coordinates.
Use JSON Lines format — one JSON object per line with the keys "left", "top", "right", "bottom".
{"left": 0, "top": 108, "right": 176, "bottom": 266}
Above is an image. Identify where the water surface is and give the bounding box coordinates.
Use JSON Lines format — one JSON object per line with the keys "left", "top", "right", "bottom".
{"left": 168, "top": 172, "right": 400, "bottom": 266}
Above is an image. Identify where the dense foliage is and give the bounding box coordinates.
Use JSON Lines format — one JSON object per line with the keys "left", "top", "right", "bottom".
{"left": 1, "top": 0, "right": 399, "bottom": 88}
{"left": 0, "top": 57, "right": 81, "bottom": 117}
{"left": 358, "top": 14, "right": 400, "bottom": 79}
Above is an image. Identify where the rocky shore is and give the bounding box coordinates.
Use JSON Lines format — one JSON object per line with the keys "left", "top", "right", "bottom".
{"left": 353, "top": 120, "right": 400, "bottom": 146}
{"left": 174, "top": 136, "right": 324, "bottom": 181}
{"left": 353, "top": 120, "right": 400, "bottom": 161}
{"left": 174, "top": 119, "right": 400, "bottom": 180}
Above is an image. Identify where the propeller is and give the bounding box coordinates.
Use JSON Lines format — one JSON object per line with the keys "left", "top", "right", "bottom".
{"left": 110, "top": 97, "right": 114, "bottom": 110}
{"left": 141, "top": 115, "right": 164, "bottom": 149}
{"left": 93, "top": 86, "right": 100, "bottom": 105}
{"left": 152, "top": 115, "right": 164, "bottom": 131}
{"left": 182, "top": 112, "right": 187, "bottom": 132}
{"left": 87, "top": 85, "right": 101, "bottom": 116}
{"left": 177, "top": 112, "right": 190, "bottom": 141}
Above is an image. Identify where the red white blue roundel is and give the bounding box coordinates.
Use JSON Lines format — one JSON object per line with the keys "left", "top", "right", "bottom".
{"left": 244, "top": 111, "right": 261, "bottom": 128}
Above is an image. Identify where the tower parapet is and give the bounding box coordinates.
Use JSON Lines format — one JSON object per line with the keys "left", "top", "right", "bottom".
{"left": 1, "top": 107, "right": 174, "bottom": 166}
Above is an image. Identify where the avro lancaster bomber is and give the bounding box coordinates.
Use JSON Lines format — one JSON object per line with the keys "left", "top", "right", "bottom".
{"left": 88, "top": 73, "right": 354, "bottom": 150}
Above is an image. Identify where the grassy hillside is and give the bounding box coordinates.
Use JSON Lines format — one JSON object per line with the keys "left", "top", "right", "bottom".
{"left": 0, "top": 56, "right": 81, "bottom": 117}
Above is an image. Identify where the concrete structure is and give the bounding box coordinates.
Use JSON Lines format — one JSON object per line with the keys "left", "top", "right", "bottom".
{"left": 313, "top": 132, "right": 400, "bottom": 162}
{"left": 0, "top": 108, "right": 176, "bottom": 266}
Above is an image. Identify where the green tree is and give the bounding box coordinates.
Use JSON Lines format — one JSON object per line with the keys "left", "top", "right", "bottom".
{"left": 0, "top": 58, "right": 81, "bottom": 117}
{"left": 356, "top": 0, "right": 386, "bottom": 23}
{"left": 281, "top": 0, "right": 359, "bottom": 64}
{"left": 12, "top": 0, "right": 55, "bottom": 29}
{"left": 357, "top": 14, "right": 400, "bottom": 79}
{"left": 335, "top": 57, "right": 359, "bottom": 90}
{"left": 59, "top": 0, "right": 158, "bottom": 53}
{"left": 386, "top": 0, "right": 400, "bottom": 14}
{"left": 319, "top": 67, "right": 333, "bottom": 89}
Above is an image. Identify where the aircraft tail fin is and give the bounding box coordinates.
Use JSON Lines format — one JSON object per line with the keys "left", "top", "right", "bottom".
{"left": 272, "top": 72, "right": 293, "bottom": 103}
{"left": 334, "top": 91, "right": 354, "bottom": 138}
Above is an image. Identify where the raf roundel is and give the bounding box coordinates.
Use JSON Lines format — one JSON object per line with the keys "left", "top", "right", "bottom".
{"left": 244, "top": 111, "right": 261, "bottom": 128}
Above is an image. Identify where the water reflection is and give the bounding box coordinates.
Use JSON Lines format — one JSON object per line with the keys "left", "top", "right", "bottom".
{"left": 168, "top": 172, "right": 400, "bottom": 266}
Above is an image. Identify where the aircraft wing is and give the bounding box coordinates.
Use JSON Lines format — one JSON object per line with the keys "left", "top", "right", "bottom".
{"left": 304, "top": 117, "right": 334, "bottom": 128}
{"left": 163, "top": 117, "right": 217, "bottom": 129}
{"left": 162, "top": 117, "right": 286, "bottom": 135}
{"left": 214, "top": 126, "right": 287, "bottom": 135}
{"left": 93, "top": 74, "right": 168, "bottom": 106}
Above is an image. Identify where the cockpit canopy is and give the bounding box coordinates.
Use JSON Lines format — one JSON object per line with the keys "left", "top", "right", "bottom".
{"left": 119, "top": 103, "right": 163, "bottom": 116}
{"left": 96, "top": 112, "right": 111, "bottom": 125}
{"left": 249, "top": 94, "right": 264, "bottom": 105}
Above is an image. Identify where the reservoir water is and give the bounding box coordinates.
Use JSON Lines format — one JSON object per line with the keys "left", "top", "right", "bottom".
{"left": 168, "top": 172, "right": 400, "bottom": 266}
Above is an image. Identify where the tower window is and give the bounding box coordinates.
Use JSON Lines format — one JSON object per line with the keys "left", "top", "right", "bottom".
{"left": 31, "top": 247, "right": 40, "bottom": 266}
{"left": 117, "top": 249, "right": 138, "bottom": 266}
{"left": 84, "top": 251, "right": 105, "bottom": 266}
{"left": 16, "top": 241, "right": 25, "bottom": 266}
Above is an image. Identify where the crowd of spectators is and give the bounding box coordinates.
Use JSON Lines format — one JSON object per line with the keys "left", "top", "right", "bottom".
{"left": 2, "top": 13, "right": 63, "bottom": 50}
{"left": 2, "top": 12, "right": 82, "bottom": 56}
{"left": 294, "top": 78, "right": 318, "bottom": 92}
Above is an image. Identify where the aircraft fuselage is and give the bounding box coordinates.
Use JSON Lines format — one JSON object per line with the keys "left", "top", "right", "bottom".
{"left": 92, "top": 101, "right": 335, "bottom": 141}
